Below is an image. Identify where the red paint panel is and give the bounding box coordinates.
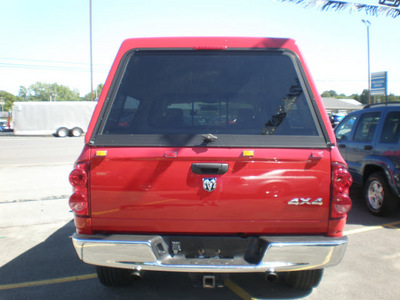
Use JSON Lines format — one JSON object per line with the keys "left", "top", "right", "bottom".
{"left": 89, "top": 147, "right": 331, "bottom": 234}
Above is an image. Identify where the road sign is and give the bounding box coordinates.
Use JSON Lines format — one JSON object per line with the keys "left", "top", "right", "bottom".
{"left": 379, "top": 0, "right": 400, "bottom": 7}
{"left": 371, "top": 71, "right": 387, "bottom": 96}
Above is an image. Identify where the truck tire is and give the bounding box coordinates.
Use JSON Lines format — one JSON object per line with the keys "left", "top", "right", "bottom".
{"left": 55, "top": 127, "right": 69, "bottom": 138}
{"left": 285, "top": 269, "right": 323, "bottom": 290}
{"left": 365, "top": 172, "right": 397, "bottom": 216}
{"left": 69, "top": 127, "right": 83, "bottom": 137}
{"left": 96, "top": 266, "right": 132, "bottom": 286}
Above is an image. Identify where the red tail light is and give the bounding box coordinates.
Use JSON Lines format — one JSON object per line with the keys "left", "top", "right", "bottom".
{"left": 69, "top": 192, "right": 88, "bottom": 214}
{"left": 331, "top": 162, "right": 352, "bottom": 219}
{"left": 69, "top": 168, "right": 87, "bottom": 187}
{"left": 69, "top": 162, "right": 89, "bottom": 216}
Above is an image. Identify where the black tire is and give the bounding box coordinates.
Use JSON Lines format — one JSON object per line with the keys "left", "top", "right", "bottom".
{"left": 69, "top": 127, "right": 83, "bottom": 137}
{"left": 55, "top": 127, "right": 69, "bottom": 138}
{"left": 285, "top": 269, "right": 323, "bottom": 290}
{"left": 365, "top": 172, "right": 397, "bottom": 216}
{"left": 96, "top": 266, "right": 133, "bottom": 287}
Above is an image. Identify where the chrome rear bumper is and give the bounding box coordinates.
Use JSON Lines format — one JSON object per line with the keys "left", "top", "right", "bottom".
{"left": 72, "top": 234, "right": 347, "bottom": 273}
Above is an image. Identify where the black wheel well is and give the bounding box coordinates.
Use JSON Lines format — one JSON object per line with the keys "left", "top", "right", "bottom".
{"left": 363, "top": 165, "right": 384, "bottom": 185}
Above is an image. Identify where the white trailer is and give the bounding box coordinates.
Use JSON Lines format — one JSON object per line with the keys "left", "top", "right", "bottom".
{"left": 13, "top": 101, "right": 97, "bottom": 137}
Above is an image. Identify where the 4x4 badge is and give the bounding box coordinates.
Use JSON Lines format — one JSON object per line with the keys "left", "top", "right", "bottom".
{"left": 288, "top": 198, "right": 323, "bottom": 206}
{"left": 203, "top": 178, "right": 217, "bottom": 192}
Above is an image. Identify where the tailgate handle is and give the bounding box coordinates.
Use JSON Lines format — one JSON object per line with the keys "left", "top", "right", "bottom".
{"left": 310, "top": 151, "right": 324, "bottom": 159}
{"left": 191, "top": 163, "right": 229, "bottom": 175}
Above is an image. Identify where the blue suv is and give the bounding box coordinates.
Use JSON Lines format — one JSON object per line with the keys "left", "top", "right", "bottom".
{"left": 335, "top": 103, "right": 400, "bottom": 216}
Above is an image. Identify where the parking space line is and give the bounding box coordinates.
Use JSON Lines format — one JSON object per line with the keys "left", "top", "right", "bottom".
{"left": 344, "top": 220, "right": 400, "bottom": 236}
{"left": 0, "top": 273, "right": 97, "bottom": 291}
{"left": 225, "top": 278, "right": 256, "bottom": 300}
{"left": 2, "top": 273, "right": 259, "bottom": 299}
{"left": 383, "top": 224, "right": 400, "bottom": 231}
{"left": 0, "top": 162, "right": 74, "bottom": 168}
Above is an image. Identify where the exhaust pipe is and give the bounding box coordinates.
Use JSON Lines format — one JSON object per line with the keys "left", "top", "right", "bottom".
{"left": 266, "top": 269, "right": 278, "bottom": 282}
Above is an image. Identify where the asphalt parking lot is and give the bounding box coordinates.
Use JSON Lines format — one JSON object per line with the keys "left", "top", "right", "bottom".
{"left": 1, "top": 135, "right": 400, "bottom": 299}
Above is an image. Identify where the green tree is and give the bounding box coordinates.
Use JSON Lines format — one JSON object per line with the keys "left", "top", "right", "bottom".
{"left": 321, "top": 90, "right": 356, "bottom": 99}
{"left": 321, "top": 90, "right": 400, "bottom": 104}
{"left": 96, "top": 83, "right": 104, "bottom": 98}
{"left": 18, "top": 82, "right": 80, "bottom": 101}
{"left": 387, "top": 94, "right": 400, "bottom": 102}
{"left": 350, "top": 94, "right": 359, "bottom": 101}
{"left": 0, "top": 90, "right": 23, "bottom": 111}
{"left": 31, "top": 82, "right": 50, "bottom": 101}
{"left": 321, "top": 90, "right": 338, "bottom": 98}
{"left": 321, "top": 91, "right": 332, "bottom": 97}
{"left": 374, "top": 94, "right": 400, "bottom": 103}
{"left": 81, "top": 83, "right": 104, "bottom": 101}
{"left": 55, "top": 85, "right": 80, "bottom": 101}
{"left": 359, "top": 89, "right": 369, "bottom": 105}
{"left": 18, "top": 86, "right": 30, "bottom": 101}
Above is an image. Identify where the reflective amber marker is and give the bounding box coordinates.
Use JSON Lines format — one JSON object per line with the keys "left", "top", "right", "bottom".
{"left": 242, "top": 150, "right": 254, "bottom": 157}
{"left": 95, "top": 150, "right": 107, "bottom": 157}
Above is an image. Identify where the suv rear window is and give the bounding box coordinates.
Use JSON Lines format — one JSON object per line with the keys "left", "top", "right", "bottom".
{"left": 93, "top": 50, "right": 325, "bottom": 147}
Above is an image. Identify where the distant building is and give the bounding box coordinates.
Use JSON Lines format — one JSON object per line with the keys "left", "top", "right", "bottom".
{"left": 322, "top": 98, "right": 363, "bottom": 115}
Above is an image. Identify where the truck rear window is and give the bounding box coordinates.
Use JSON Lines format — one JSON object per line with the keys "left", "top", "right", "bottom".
{"left": 93, "top": 50, "right": 325, "bottom": 147}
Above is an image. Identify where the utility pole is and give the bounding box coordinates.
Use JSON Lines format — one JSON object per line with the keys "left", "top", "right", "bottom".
{"left": 362, "top": 19, "right": 371, "bottom": 105}
{"left": 90, "top": 0, "right": 94, "bottom": 101}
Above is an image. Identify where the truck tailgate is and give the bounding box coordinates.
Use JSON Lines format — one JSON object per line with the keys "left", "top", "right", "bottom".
{"left": 89, "top": 147, "right": 331, "bottom": 235}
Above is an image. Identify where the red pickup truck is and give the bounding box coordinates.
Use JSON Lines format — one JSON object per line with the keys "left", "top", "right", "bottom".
{"left": 69, "top": 37, "right": 352, "bottom": 290}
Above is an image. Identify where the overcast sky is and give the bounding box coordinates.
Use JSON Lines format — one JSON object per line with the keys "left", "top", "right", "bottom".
{"left": 1, "top": 0, "right": 399, "bottom": 97}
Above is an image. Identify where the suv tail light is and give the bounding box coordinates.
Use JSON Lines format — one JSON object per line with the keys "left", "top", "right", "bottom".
{"left": 69, "top": 162, "right": 89, "bottom": 216}
{"left": 331, "top": 162, "right": 352, "bottom": 219}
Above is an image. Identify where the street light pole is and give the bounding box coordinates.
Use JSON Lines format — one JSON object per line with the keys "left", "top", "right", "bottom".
{"left": 89, "top": 0, "right": 94, "bottom": 101}
{"left": 362, "top": 19, "right": 371, "bottom": 105}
